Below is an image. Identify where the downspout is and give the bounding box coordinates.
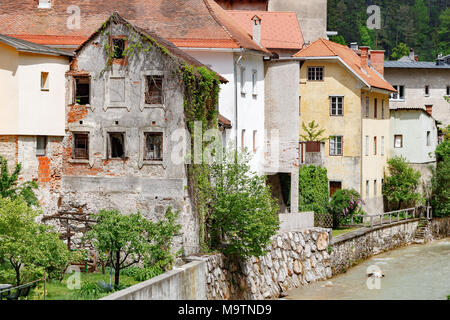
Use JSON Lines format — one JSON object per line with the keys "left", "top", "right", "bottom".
{"left": 234, "top": 54, "right": 244, "bottom": 151}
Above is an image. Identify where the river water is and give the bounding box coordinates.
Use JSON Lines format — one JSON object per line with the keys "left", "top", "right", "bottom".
{"left": 286, "top": 238, "right": 450, "bottom": 300}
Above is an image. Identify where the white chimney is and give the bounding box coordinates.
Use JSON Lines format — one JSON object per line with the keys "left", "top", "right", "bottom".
{"left": 252, "top": 15, "right": 262, "bottom": 46}
{"left": 38, "top": 0, "right": 52, "bottom": 9}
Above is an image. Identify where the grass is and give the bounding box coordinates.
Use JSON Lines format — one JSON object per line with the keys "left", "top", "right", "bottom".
{"left": 332, "top": 227, "right": 359, "bottom": 237}
{"left": 27, "top": 271, "right": 140, "bottom": 300}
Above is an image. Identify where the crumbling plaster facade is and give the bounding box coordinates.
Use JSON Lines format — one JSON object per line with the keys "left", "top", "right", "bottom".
{"left": 51, "top": 21, "right": 200, "bottom": 254}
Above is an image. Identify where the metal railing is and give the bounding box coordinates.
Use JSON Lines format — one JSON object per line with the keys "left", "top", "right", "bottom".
{"left": 347, "top": 206, "right": 432, "bottom": 229}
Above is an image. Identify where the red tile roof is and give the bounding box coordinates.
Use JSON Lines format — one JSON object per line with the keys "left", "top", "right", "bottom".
{"left": 227, "top": 10, "right": 304, "bottom": 50}
{"left": 0, "top": 0, "right": 269, "bottom": 54}
{"left": 294, "top": 38, "right": 396, "bottom": 92}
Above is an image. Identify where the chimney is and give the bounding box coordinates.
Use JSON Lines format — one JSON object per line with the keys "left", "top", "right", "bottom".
{"left": 350, "top": 42, "right": 359, "bottom": 50}
{"left": 252, "top": 15, "right": 262, "bottom": 46}
{"left": 426, "top": 105, "right": 433, "bottom": 117}
{"left": 370, "top": 50, "right": 385, "bottom": 76}
{"left": 360, "top": 46, "right": 369, "bottom": 69}
{"left": 409, "top": 48, "right": 415, "bottom": 61}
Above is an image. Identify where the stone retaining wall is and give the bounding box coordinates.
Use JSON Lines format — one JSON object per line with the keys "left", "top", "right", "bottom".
{"left": 187, "top": 228, "right": 332, "bottom": 300}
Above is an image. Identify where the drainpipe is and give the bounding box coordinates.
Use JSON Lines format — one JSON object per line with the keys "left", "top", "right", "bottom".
{"left": 234, "top": 54, "right": 244, "bottom": 151}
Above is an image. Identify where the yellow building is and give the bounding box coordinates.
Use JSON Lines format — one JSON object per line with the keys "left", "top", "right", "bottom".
{"left": 293, "top": 39, "right": 396, "bottom": 213}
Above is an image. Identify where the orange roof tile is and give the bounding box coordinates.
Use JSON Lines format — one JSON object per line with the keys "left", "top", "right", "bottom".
{"left": 0, "top": 0, "right": 269, "bottom": 54}
{"left": 227, "top": 10, "right": 304, "bottom": 50}
{"left": 294, "top": 38, "right": 396, "bottom": 92}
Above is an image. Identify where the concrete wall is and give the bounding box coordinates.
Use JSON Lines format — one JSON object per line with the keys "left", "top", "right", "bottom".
{"left": 361, "top": 91, "right": 390, "bottom": 214}
{"left": 100, "top": 261, "right": 207, "bottom": 300}
{"left": 279, "top": 212, "right": 314, "bottom": 232}
{"left": 268, "top": 0, "right": 327, "bottom": 44}
{"left": 264, "top": 60, "right": 300, "bottom": 212}
{"left": 390, "top": 109, "right": 438, "bottom": 163}
{"left": 385, "top": 68, "right": 450, "bottom": 127}
{"left": 0, "top": 43, "right": 19, "bottom": 134}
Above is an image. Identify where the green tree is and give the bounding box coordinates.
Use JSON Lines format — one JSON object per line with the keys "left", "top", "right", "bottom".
{"left": 298, "top": 165, "right": 329, "bottom": 214}
{"left": 0, "top": 198, "right": 68, "bottom": 285}
{"left": 300, "top": 121, "right": 327, "bottom": 142}
{"left": 330, "top": 35, "right": 347, "bottom": 46}
{"left": 383, "top": 156, "right": 422, "bottom": 210}
{"left": 391, "top": 43, "right": 409, "bottom": 60}
{"left": 208, "top": 151, "right": 279, "bottom": 259}
{"left": 430, "top": 139, "right": 450, "bottom": 217}
{"left": 87, "top": 208, "right": 180, "bottom": 288}
{"left": 0, "top": 156, "right": 39, "bottom": 207}
{"left": 436, "top": 8, "right": 450, "bottom": 56}
{"left": 359, "top": 24, "right": 376, "bottom": 49}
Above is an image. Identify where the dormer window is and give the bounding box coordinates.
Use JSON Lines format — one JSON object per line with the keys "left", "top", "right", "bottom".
{"left": 38, "top": 0, "right": 52, "bottom": 9}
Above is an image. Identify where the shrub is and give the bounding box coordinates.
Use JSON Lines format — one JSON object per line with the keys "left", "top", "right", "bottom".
{"left": 430, "top": 146, "right": 450, "bottom": 217}
{"left": 71, "top": 281, "right": 104, "bottom": 300}
{"left": 298, "top": 165, "right": 329, "bottom": 214}
{"left": 329, "top": 189, "right": 364, "bottom": 228}
{"left": 209, "top": 151, "right": 279, "bottom": 259}
{"left": 121, "top": 266, "right": 163, "bottom": 282}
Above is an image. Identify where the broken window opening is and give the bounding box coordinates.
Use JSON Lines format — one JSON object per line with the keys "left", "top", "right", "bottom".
{"left": 75, "top": 77, "right": 90, "bottom": 105}
{"left": 73, "top": 133, "right": 89, "bottom": 160}
{"left": 145, "top": 75, "right": 164, "bottom": 104}
{"left": 36, "top": 136, "right": 47, "bottom": 156}
{"left": 144, "top": 132, "right": 163, "bottom": 161}
{"left": 109, "top": 133, "right": 125, "bottom": 159}
{"left": 112, "top": 38, "right": 125, "bottom": 59}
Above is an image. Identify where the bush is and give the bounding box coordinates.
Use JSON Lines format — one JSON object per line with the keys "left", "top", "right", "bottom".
{"left": 71, "top": 281, "right": 104, "bottom": 300}
{"left": 121, "top": 266, "right": 163, "bottom": 282}
{"left": 329, "top": 189, "right": 364, "bottom": 228}
{"left": 209, "top": 151, "right": 279, "bottom": 259}
{"left": 298, "top": 165, "right": 329, "bottom": 214}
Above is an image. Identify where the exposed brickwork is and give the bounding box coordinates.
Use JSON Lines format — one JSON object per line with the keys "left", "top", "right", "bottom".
{"left": 67, "top": 104, "right": 88, "bottom": 124}
{"left": 38, "top": 156, "right": 51, "bottom": 183}
{"left": 0, "top": 135, "right": 18, "bottom": 173}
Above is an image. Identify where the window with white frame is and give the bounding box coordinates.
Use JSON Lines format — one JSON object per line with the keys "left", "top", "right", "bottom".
{"left": 381, "top": 136, "right": 385, "bottom": 155}
{"left": 307, "top": 66, "right": 324, "bottom": 81}
{"left": 252, "top": 70, "right": 257, "bottom": 95}
{"left": 240, "top": 67, "right": 246, "bottom": 94}
{"left": 390, "top": 85, "right": 405, "bottom": 100}
{"left": 330, "top": 96, "right": 343, "bottom": 116}
{"left": 381, "top": 100, "right": 385, "bottom": 119}
{"left": 394, "top": 134, "right": 403, "bottom": 148}
{"left": 427, "top": 131, "right": 431, "bottom": 146}
{"left": 374, "top": 180, "right": 377, "bottom": 197}
{"left": 366, "top": 180, "right": 369, "bottom": 198}
{"left": 329, "top": 136, "right": 343, "bottom": 156}
{"left": 144, "top": 132, "right": 163, "bottom": 161}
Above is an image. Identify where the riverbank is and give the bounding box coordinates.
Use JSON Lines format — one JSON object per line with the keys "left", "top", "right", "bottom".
{"left": 286, "top": 238, "right": 450, "bottom": 300}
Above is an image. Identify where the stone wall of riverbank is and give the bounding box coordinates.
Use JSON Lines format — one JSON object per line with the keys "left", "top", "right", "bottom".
{"left": 329, "top": 220, "right": 420, "bottom": 275}
{"left": 429, "top": 217, "right": 450, "bottom": 239}
{"left": 187, "top": 228, "right": 332, "bottom": 300}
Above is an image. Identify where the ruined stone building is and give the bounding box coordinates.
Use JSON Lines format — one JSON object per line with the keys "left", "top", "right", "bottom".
{"left": 0, "top": 12, "right": 225, "bottom": 255}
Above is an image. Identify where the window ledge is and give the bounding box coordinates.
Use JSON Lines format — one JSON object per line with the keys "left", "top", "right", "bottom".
{"left": 143, "top": 103, "right": 165, "bottom": 108}
{"left": 389, "top": 99, "right": 405, "bottom": 102}
{"left": 142, "top": 160, "right": 163, "bottom": 165}
{"left": 69, "top": 159, "right": 89, "bottom": 164}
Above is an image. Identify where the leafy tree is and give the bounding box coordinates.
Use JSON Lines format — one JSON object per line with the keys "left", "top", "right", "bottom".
{"left": 208, "top": 151, "right": 279, "bottom": 259}
{"left": 87, "top": 208, "right": 180, "bottom": 288}
{"left": 383, "top": 156, "right": 422, "bottom": 210}
{"left": 330, "top": 35, "right": 347, "bottom": 46}
{"left": 298, "top": 165, "right": 329, "bottom": 214}
{"left": 0, "top": 198, "right": 68, "bottom": 285}
{"left": 359, "top": 24, "right": 376, "bottom": 49}
{"left": 391, "top": 42, "right": 409, "bottom": 60}
{"left": 329, "top": 189, "right": 364, "bottom": 228}
{"left": 437, "top": 8, "right": 450, "bottom": 56}
{"left": 0, "top": 156, "right": 39, "bottom": 207}
{"left": 300, "top": 121, "right": 327, "bottom": 142}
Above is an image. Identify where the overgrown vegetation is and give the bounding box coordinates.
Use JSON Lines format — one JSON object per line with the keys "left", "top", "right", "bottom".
{"left": 328, "top": 0, "right": 449, "bottom": 60}
{"left": 0, "top": 156, "right": 38, "bottom": 207}
{"left": 208, "top": 151, "right": 279, "bottom": 259}
{"left": 383, "top": 156, "right": 422, "bottom": 211}
{"left": 329, "top": 189, "right": 365, "bottom": 228}
{"left": 298, "top": 165, "right": 329, "bottom": 214}
{"left": 86, "top": 207, "right": 181, "bottom": 289}
{"left": 300, "top": 121, "right": 327, "bottom": 142}
{"left": 430, "top": 139, "right": 450, "bottom": 217}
